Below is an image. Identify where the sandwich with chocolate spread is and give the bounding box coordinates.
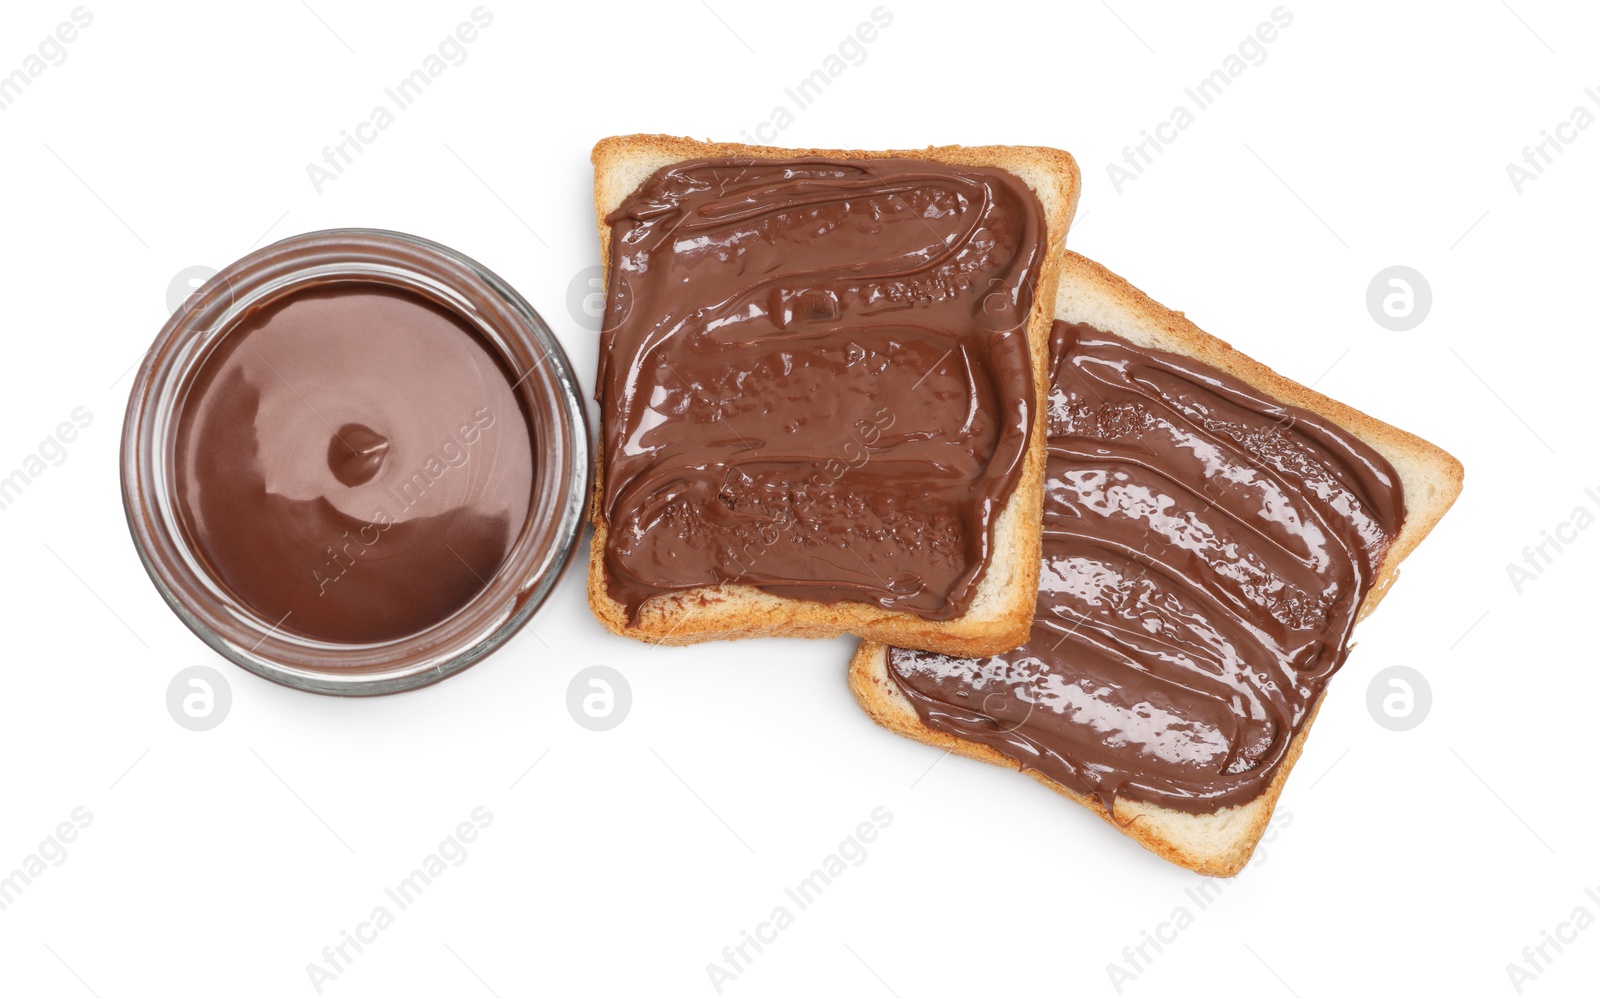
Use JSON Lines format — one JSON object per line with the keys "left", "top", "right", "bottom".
{"left": 586, "top": 135, "right": 1081, "bottom": 656}
{"left": 849, "top": 252, "right": 1463, "bottom": 875}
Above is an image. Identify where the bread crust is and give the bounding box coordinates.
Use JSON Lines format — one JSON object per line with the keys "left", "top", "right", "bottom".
{"left": 586, "top": 135, "right": 1082, "bottom": 656}
{"left": 848, "top": 639, "right": 1320, "bottom": 877}
{"left": 848, "top": 250, "right": 1464, "bottom": 875}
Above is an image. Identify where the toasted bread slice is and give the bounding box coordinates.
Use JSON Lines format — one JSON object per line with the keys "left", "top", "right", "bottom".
{"left": 587, "top": 135, "right": 1081, "bottom": 656}
{"left": 850, "top": 251, "right": 1464, "bottom": 875}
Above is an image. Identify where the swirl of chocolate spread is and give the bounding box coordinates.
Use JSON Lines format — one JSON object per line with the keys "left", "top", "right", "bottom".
{"left": 175, "top": 286, "right": 533, "bottom": 645}
{"left": 597, "top": 157, "right": 1047, "bottom": 623}
{"left": 885, "top": 322, "right": 1405, "bottom": 813}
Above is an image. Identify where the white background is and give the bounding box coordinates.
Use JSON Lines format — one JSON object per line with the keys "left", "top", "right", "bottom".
{"left": 1, "top": 1, "right": 1596, "bottom": 995}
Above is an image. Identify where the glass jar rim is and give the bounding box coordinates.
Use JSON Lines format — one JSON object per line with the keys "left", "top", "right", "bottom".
{"left": 122, "top": 228, "right": 590, "bottom": 695}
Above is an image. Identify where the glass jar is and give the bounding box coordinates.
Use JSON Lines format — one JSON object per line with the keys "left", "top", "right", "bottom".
{"left": 122, "top": 229, "right": 589, "bottom": 695}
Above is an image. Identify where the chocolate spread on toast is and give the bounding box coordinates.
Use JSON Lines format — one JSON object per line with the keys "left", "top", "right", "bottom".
{"left": 885, "top": 322, "right": 1404, "bottom": 813}
{"left": 597, "top": 157, "right": 1047, "bottom": 623}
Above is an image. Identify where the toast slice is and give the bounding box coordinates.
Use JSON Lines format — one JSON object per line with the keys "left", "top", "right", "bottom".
{"left": 587, "top": 135, "right": 1081, "bottom": 656}
{"left": 850, "top": 251, "right": 1463, "bottom": 875}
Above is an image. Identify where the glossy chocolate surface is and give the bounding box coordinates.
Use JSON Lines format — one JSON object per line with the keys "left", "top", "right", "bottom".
{"left": 887, "top": 322, "right": 1404, "bottom": 813}
{"left": 597, "top": 157, "right": 1046, "bottom": 622}
{"left": 175, "top": 284, "right": 534, "bottom": 644}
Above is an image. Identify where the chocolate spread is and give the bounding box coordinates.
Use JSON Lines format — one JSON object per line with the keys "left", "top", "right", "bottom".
{"left": 175, "top": 285, "right": 534, "bottom": 644}
{"left": 886, "top": 322, "right": 1405, "bottom": 813}
{"left": 597, "top": 156, "right": 1046, "bottom": 622}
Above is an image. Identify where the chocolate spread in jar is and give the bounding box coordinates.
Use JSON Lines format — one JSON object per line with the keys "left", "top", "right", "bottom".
{"left": 885, "top": 322, "right": 1405, "bottom": 814}
{"left": 175, "top": 285, "right": 534, "bottom": 645}
{"left": 596, "top": 157, "right": 1047, "bottom": 623}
